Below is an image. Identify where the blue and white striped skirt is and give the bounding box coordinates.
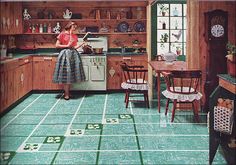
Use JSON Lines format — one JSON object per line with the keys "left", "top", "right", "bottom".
{"left": 53, "top": 48, "right": 85, "bottom": 84}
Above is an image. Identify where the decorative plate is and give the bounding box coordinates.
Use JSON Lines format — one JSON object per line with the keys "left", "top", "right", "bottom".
{"left": 117, "top": 21, "right": 129, "bottom": 32}
{"left": 133, "top": 21, "right": 145, "bottom": 32}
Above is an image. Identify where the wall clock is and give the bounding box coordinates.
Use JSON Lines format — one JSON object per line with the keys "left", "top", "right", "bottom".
{"left": 204, "top": 9, "right": 228, "bottom": 112}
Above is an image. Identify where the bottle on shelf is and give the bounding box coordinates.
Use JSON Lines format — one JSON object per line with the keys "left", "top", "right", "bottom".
{"left": 43, "top": 23, "right": 47, "bottom": 33}
{"left": 136, "top": 7, "right": 143, "bottom": 19}
{"left": 35, "top": 24, "right": 39, "bottom": 33}
{"left": 48, "top": 23, "right": 52, "bottom": 33}
{"left": 26, "top": 23, "right": 32, "bottom": 33}
{"left": 39, "top": 24, "right": 43, "bottom": 33}
{"left": 32, "top": 24, "right": 35, "bottom": 33}
{"left": 1, "top": 40, "right": 7, "bottom": 58}
{"left": 126, "top": 7, "right": 133, "bottom": 19}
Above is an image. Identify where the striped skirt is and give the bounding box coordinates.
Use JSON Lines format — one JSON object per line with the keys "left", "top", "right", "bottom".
{"left": 53, "top": 48, "right": 85, "bottom": 84}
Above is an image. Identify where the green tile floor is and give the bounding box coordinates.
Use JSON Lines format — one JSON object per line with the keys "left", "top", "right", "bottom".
{"left": 0, "top": 92, "right": 227, "bottom": 164}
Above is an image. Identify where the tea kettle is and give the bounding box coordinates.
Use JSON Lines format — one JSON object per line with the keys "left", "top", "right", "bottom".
{"left": 63, "top": 9, "right": 72, "bottom": 19}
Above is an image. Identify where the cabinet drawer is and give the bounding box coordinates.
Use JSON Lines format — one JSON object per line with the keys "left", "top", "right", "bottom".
{"left": 33, "top": 56, "right": 57, "bottom": 62}
{"left": 18, "top": 56, "right": 32, "bottom": 66}
{"left": 0, "top": 60, "right": 18, "bottom": 72}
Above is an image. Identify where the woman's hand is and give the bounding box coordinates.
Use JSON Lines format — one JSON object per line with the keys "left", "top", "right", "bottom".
{"left": 67, "top": 40, "right": 73, "bottom": 48}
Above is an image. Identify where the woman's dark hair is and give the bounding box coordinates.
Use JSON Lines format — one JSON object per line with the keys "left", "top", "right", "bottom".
{"left": 64, "top": 21, "right": 76, "bottom": 30}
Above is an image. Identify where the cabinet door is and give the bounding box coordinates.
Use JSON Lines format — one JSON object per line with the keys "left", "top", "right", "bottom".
{"left": 12, "top": 2, "right": 22, "bottom": 34}
{"left": 0, "top": 2, "right": 22, "bottom": 35}
{"left": 33, "top": 58, "right": 45, "bottom": 90}
{"left": 6, "top": 69, "right": 15, "bottom": 108}
{"left": 21, "top": 62, "right": 32, "bottom": 96}
{"left": 44, "top": 57, "right": 62, "bottom": 90}
{"left": 0, "top": 2, "right": 11, "bottom": 35}
{"left": 107, "top": 55, "right": 148, "bottom": 90}
{"left": 107, "top": 56, "right": 123, "bottom": 90}
{"left": 0, "top": 71, "right": 7, "bottom": 112}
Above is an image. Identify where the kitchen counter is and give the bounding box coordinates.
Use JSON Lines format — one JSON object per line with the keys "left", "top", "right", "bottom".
{"left": 0, "top": 51, "right": 146, "bottom": 64}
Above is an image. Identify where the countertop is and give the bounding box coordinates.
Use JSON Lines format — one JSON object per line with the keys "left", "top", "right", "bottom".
{"left": 1, "top": 51, "right": 146, "bottom": 64}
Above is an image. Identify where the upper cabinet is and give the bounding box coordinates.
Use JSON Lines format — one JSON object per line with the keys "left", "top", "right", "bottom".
{"left": 0, "top": 2, "right": 22, "bottom": 35}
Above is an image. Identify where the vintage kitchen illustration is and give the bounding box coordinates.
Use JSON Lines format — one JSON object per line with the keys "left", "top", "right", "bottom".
{"left": 0, "top": 0, "right": 235, "bottom": 164}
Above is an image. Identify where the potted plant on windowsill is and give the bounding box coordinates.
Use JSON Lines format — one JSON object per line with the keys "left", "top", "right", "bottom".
{"left": 226, "top": 42, "right": 236, "bottom": 77}
{"left": 158, "top": 4, "right": 169, "bottom": 16}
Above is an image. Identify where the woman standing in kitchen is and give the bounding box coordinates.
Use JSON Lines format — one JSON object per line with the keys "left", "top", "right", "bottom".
{"left": 53, "top": 21, "right": 85, "bottom": 100}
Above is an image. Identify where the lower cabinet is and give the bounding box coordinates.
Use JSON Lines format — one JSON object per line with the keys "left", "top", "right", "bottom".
{"left": 107, "top": 54, "right": 148, "bottom": 90}
{"left": 17, "top": 57, "right": 33, "bottom": 98}
{"left": 33, "top": 56, "right": 62, "bottom": 90}
{"left": 0, "top": 56, "right": 32, "bottom": 113}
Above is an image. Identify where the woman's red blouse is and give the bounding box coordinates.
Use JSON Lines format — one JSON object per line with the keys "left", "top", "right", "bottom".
{"left": 57, "top": 32, "right": 78, "bottom": 47}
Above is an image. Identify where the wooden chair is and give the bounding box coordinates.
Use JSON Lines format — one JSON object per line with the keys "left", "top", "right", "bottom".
{"left": 162, "top": 70, "right": 202, "bottom": 122}
{"left": 153, "top": 55, "right": 165, "bottom": 89}
{"left": 120, "top": 62, "right": 149, "bottom": 108}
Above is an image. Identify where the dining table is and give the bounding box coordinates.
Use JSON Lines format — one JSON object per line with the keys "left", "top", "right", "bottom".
{"left": 149, "top": 60, "right": 187, "bottom": 112}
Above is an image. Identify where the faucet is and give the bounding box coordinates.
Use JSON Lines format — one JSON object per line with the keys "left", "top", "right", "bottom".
{"left": 121, "top": 46, "right": 126, "bottom": 53}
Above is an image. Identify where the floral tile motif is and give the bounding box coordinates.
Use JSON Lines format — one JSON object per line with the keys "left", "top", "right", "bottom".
{"left": 85, "top": 123, "right": 102, "bottom": 130}
{"left": 0, "top": 152, "right": 15, "bottom": 164}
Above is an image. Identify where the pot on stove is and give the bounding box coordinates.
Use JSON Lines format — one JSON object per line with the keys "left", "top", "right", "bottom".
{"left": 93, "top": 48, "right": 103, "bottom": 54}
{"left": 82, "top": 45, "right": 93, "bottom": 54}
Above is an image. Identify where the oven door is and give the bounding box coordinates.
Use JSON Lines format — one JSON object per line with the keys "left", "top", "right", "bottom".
{"left": 90, "top": 65, "right": 105, "bottom": 81}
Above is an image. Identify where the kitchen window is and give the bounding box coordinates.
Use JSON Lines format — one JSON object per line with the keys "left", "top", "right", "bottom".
{"left": 152, "top": 0, "right": 187, "bottom": 61}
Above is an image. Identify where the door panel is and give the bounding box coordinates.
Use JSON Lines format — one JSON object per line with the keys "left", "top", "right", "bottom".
{"left": 83, "top": 65, "right": 89, "bottom": 81}
{"left": 91, "top": 65, "right": 105, "bottom": 81}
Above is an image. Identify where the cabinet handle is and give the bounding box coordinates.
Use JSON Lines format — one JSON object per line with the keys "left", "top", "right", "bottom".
{"left": 24, "top": 59, "right": 29, "bottom": 63}
{"left": 122, "top": 57, "right": 132, "bottom": 60}
{"left": 16, "top": 19, "right": 19, "bottom": 27}
{"left": 21, "top": 73, "right": 24, "bottom": 84}
{"left": 44, "top": 57, "right": 52, "bottom": 61}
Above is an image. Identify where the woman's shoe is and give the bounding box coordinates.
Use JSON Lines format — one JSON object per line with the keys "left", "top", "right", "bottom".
{"left": 64, "top": 95, "right": 70, "bottom": 100}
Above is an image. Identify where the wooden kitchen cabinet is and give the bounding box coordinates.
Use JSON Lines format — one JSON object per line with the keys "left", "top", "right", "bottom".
{"left": 33, "top": 56, "right": 62, "bottom": 90}
{"left": 0, "top": 57, "right": 32, "bottom": 113}
{"left": 0, "top": 62, "right": 17, "bottom": 113}
{"left": 107, "top": 54, "right": 148, "bottom": 90}
{"left": 16, "top": 56, "right": 33, "bottom": 98}
{"left": 0, "top": 2, "right": 22, "bottom": 35}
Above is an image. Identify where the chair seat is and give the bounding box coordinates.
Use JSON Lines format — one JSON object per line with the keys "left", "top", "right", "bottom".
{"left": 121, "top": 79, "right": 149, "bottom": 91}
{"left": 162, "top": 87, "right": 202, "bottom": 102}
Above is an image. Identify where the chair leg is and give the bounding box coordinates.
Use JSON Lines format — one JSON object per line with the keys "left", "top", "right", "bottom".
{"left": 171, "top": 100, "right": 177, "bottom": 122}
{"left": 124, "top": 91, "right": 128, "bottom": 103}
{"left": 165, "top": 99, "right": 170, "bottom": 115}
{"left": 125, "top": 92, "right": 130, "bottom": 108}
{"left": 192, "top": 100, "right": 200, "bottom": 123}
{"left": 145, "top": 92, "right": 149, "bottom": 108}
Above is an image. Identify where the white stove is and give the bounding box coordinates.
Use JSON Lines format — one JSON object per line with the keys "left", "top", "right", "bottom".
{"left": 72, "top": 37, "right": 107, "bottom": 91}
